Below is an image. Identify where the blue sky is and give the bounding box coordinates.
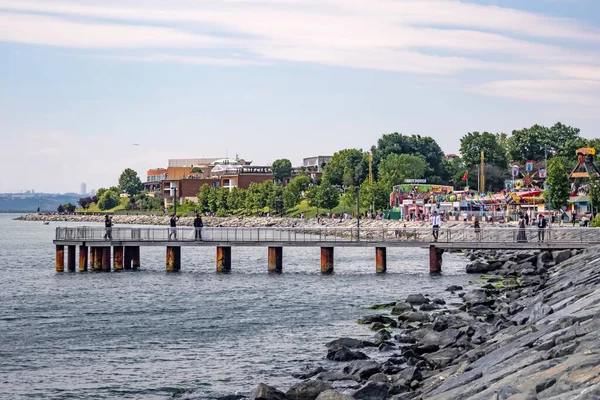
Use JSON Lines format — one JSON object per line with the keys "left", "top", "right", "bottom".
{"left": 1, "top": 0, "right": 599, "bottom": 193}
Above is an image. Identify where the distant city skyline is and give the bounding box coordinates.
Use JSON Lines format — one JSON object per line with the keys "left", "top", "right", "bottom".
{"left": 1, "top": 0, "right": 599, "bottom": 193}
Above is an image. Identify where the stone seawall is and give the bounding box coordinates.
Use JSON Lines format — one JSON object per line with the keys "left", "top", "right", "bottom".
{"left": 241, "top": 246, "right": 600, "bottom": 400}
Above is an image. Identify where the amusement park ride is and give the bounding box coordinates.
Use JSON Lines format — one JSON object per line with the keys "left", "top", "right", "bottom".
{"left": 569, "top": 148, "right": 600, "bottom": 195}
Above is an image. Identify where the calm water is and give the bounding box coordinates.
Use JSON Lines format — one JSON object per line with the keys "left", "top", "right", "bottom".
{"left": 0, "top": 214, "right": 471, "bottom": 399}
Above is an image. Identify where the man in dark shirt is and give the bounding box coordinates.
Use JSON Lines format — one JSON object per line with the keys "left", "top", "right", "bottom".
{"left": 537, "top": 213, "right": 547, "bottom": 242}
{"left": 169, "top": 215, "right": 179, "bottom": 240}
{"left": 103, "top": 215, "right": 112, "bottom": 240}
{"left": 193, "top": 214, "right": 204, "bottom": 240}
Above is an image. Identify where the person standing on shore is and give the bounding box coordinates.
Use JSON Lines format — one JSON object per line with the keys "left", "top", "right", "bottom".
{"left": 103, "top": 215, "right": 112, "bottom": 240}
{"left": 169, "top": 215, "right": 179, "bottom": 240}
{"left": 537, "top": 213, "right": 547, "bottom": 242}
{"left": 431, "top": 211, "right": 441, "bottom": 242}
{"left": 474, "top": 218, "right": 481, "bottom": 241}
{"left": 572, "top": 211, "right": 577, "bottom": 227}
{"left": 193, "top": 214, "right": 204, "bottom": 241}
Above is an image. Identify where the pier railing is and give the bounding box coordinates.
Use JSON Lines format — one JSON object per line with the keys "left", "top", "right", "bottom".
{"left": 55, "top": 226, "right": 600, "bottom": 245}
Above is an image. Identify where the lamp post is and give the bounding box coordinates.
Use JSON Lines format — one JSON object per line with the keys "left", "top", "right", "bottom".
{"left": 172, "top": 186, "right": 178, "bottom": 216}
{"left": 356, "top": 186, "right": 360, "bottom": 240}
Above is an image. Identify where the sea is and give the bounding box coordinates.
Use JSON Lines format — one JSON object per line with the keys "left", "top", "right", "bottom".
{"left": 0, "top": 214, "right": 472, "bottom": 399}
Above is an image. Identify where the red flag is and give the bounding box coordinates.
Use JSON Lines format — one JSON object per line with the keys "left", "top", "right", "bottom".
{"left": 461, "top": 171, "right": 468, "bottom": 181}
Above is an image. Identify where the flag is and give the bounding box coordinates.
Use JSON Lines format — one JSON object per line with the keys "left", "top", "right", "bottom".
{"left": 461, "top": 171, "right": 468, "bottom": 181}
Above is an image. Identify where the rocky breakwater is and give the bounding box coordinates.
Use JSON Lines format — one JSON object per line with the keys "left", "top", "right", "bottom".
{"left": 244, "top": 245, "right": 600, "bottom": 400}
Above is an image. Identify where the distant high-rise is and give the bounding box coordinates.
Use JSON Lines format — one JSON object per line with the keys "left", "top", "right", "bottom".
{"left": 80, "top": 182, "right": 87, "bottom": 196}
{"left": 90, "top": 189, "right": 97, "bottom": 196}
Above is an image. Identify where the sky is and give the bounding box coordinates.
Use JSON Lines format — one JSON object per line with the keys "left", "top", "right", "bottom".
{"left": 1, "top": 0, "right": 599, "bottom": 193}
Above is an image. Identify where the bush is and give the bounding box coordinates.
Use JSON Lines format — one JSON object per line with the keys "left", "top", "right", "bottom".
{"left": 591, "top": 215, "right": 600, "bottom": 227}
{"left": 98, "top": 190, "right": 120, "bottom": 210}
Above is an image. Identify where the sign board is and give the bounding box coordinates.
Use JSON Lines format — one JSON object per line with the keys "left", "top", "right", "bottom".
{"left": 404, "top": 179, "right": 427, "bottom": 184}
{"left": 403, "top": 200, "right": 414, "bottom": 205}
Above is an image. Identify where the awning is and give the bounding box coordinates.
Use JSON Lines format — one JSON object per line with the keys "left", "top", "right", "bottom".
{"left": 568, "top": 195, "right": 589, "bottom": 204}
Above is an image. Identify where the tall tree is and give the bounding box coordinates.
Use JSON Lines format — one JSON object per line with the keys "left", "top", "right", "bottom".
{"left": 546, "top": 157, "right": 570, "bottom": 210}
{"left": 118, "top": 168, "right": 143, "bottom": 196}
{"left": 244, "top": 183, "right": 263, "bottom": 213}
{"left": 98, "top": 190, "right": 120, "bottom": 210}
{"left": 360, "top": 180, "right": 389, "bottom": 212}
{"left": 307, "top": 182, "right": 340, "bottom": 212}
{"left": 460, "top": 131, "right": 508, "bottom": 169}
{"left": 377, "top": 154, "right": 428, "bottom": 189}
{"left": 323, "top": 149, "right": 368, "bottom": 187}
{"left": 271, "top": 159, "right": 293, "bottom": 185}
{"left": 507, "top": 123, "right": 582, "bottom": 163}
{"left": 268, "top": 186, "right": 285, "bottom": 215}
{"left": 589, "top": 181, "right": 600, "bottom": 214}
{"left": 197, "top": 184, "right": 213, "bottom": 213}
{"left": 227, "top": 187, "right": 246, "bottom": 211}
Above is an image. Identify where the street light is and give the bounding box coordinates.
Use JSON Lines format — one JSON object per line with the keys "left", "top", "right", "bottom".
{"left": 171, "top": 186, "right": 178, "bottom": 216}
{"left": 355, "top": 186, "right": 360, "bottom": 240}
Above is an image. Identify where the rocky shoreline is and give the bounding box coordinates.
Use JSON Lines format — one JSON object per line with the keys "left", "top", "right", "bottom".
{"left": 230, "top": 245, "right": 600, "bottom": 400}
{"left": 16, "top": 213, "right": 514, "bottom": 230}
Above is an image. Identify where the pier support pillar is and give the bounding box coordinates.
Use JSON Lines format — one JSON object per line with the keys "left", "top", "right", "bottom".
{"left": 321, "top": 247, "right": 334, "bottom": 274}
{"left": 67, "top": 245, "right": 76, "bottom": 272}
{"left": 79, "top": 245, "right": 88, "bottom": 272}
{"left": 375, "top": 247, "right": 387, "bottom": 274}
{"left": 124, "top": 247, "right": 132, "bottom": 270}
{"left": 166, "top": 246, "right": 181, "bottom": 272}
{"left": 102, "top": 247, "right": 111, "bottom": 272}
{"left": 429, "top": 245, "right": 444, "bottom": 274}
{"left": 91, "top": 247, "right": 102, "bottom": 272}
{"left": 216, "top": 246, "right": 231, "bottom": 273}
{"left": 131, "top": 246, "right": 140, "bottom": 270}
{"left": 113, "top": 246, "right": 124, "bottom": 271}
{"left": 268, "top": 247, "right": 283, "bottom": 273}
{"left": 55, "top": 245, "right": 64, "bottom": 272}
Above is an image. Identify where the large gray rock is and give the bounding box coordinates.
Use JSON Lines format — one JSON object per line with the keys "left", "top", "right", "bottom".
{"left": 368, "top": 373, "right": 390, "bottom": 383}
{"left": 315, "top": 390, "right": 355, "bottom": 400}
{"left": 344, "top": 360, "right": 381, "bottom": 380}
{"left": 316, "top": 371, "right": 360, "bottom": 382}
{"left": 391, "top": 301, "right": 414, "bottom": 315}
{"left": 327, "top": 347, "right": 369, "bottom": 362}
{"left": 466, "top": 261, "right": 489, "bottom": 273}
{"left": 287, "top": 380, "right": 332, "bottom": 400}
{"left": 250, "top": 383, "right": 287, "bottom": 400}
{"left": 423, "top": 347, "right": 460, "bottom": 369}
{"left": 462, "top": 289, "right": 489, "bottom": 305}
{"left": 537, "top": 251, "right": 553, "bottom": 266}
{"left": 406, "top": 294, "right": 429, "bottom": 305}
{"left": 553, "top": 249, "right": 572, "bottom": 265}
{"left": 351, "top": 381, "right": 390, "bottom": 400}
{"left": 326, "top": 338, "right": 367, "bottom": 350}
{"left": 398, "top": 311, "right": 431, "bottom": 322}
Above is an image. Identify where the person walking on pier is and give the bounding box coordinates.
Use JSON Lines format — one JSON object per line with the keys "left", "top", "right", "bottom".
{"left": 193, "top": 213, "right": 204, "bottom": 241}
{"left": 169, "top": 215, "right": 179, "bottom": 240}
{"left": 473, "top": 218, "right": 481, "bottom": 241}
{"left": 537, "top": 213, "right": 547, "bottom": 242}
{"left": 103, "top": 215, "right": 112, "bottom": 240}
{"left": 431, "top": 211, "right": 441, "bottom": 242}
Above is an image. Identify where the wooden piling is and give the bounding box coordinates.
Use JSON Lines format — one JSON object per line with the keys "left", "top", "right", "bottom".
{"left": 79, "top": 245, "right": 88, "bottom": 272}
{"left": 131, "top": 246, "right": 140, "bottom": 269}
{"left": 55, "top": 245, "right": 64, "bottom": 272}
{"left": 375, "top": 247, "right": 387, "bottom": 274}
{"left": 216, "top": 246, "right": 231, "bottom": 273}
{"left": 429, "top": 245, "right": 444, "bottom": 274}
{"left": 102, "top": 247, "right": 111, "bottom": 272}
{"left": 92, "top": 247, "right": 102, "bottom": 272}
{"left": 67, "top": 245, "right": 76, "bottom": 272}
{"left": 166, "top": 246, "right": 181, "bottom": 272}
{"left": 113, "top": 246, "right": 124, "bottom": 271}
{"left": 268, "top": 247, "right": 283, "bottom": 273}
{"left": 320, "top": 247, "right": 334, "bottom": 274}
{"left": 124, "top": 247, "right": 132, "bottom": 270}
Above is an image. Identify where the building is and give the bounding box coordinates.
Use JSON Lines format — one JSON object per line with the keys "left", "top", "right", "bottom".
{"left": 90, "top": 189, "right": 97, "bottom": 197}
{"left": 144, "top": 168, "right": 168, "bottom": 192}
{"left": 303, "top": 156, "right": 332, "bottom": 172}
{"left": 162, "top": 178, "right": 220, "bottom": 206}
{"left": 221, "top": 166, "right": 273, "bottom": 190}
{"left": 445, "top": 154, "right": 459, "bottom": 160}
{"left": 80, "top": 182, "right": 87, "bottom": 197}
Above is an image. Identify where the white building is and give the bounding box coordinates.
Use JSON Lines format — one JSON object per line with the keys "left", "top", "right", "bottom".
{"left": 80, "top": 182, "right": 87, "bottom": 196}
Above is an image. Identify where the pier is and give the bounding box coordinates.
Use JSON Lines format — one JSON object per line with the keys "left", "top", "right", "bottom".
{"left": 54, "top": 226, "right": 599, "bottom": 274}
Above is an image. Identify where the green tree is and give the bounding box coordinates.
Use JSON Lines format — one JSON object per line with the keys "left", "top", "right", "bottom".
{"left": 244, "top": 182, "right": 263, "bottom": 213}
{"left": 227, "top": 187, "right": 246, "bottom": 211}
{"left": 207, "top": 187, "right": 219, "bottom": 213}
{"left": 258, "top": 181, "right": 275, "bottom": 209}
{"left": 546, "top": 157, "right": 570, "bottom": 210}
{"left": 289, "top": 175, "right": 311, "bottom": 193}
{"left": 460, "top": 131, "right": 508, "bottom": 169}
{"left": 342, "top": 185, "right": 357, "bottom": 210}
{"left": 589, "top": 181, "right": 600, "bottom": 214}
{"left": 307, "top": 182, "right": 340, "bottom": 212}
{"left": 215, "top": 188, "right": 230, "bottom": 212}
{"left": 269, "top": 186, "right": 285, "bottom": 215}
{"left": 360, "top": 180, "right": 389, "bottom": 212}
{"left": 271, "top": 159, "right": 293, "bottom": 185}
{"left": 377, "top": 153, "right": 428, "bottom": 189}
{"left": 507, "top": 123, "right": 582, "bottom": 163}
{"left": 283, "top": 183, "right": 301, "bottom": 210}
{"left": 118, "top": 168, "right": 143, "bottom": 196}
{"left": 191, "top": 167, "right": 203, "bottom": 175}
{"left": 98, "top": 190, "right": 120, "bottom": 210}
{"left": 197, "top": 184, "right": 213, "bottom": 213}
{"left": 323, "top": 149, "right": 368, "bottom": 187}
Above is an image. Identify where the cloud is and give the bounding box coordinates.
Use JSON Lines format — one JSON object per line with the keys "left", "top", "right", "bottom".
{"left": 108, "top": 54, "right": 272, "bottom": 67}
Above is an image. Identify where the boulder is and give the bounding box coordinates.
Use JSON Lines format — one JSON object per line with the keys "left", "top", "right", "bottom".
{"left": 398, "top": 311, "right": 431, "bottom": 323}
{"left": 432, "top": 298, "right": 446, "bottom": 305}
{"left": 552, "top": 249, "right": 571, "bottom": 265}
{"left": 344, "top": 360, "right": 381, "bottom": 380}
{"left": 358, "top": 315, "right": 397, "bottom": 326}
{"left": 294, "top": 366, "right": 328, "bottom": 379}
{"left": 351, "top": 381, "right": 390, "bottom": 400}
{"left": 469, "top": 304, "right": 494, "bottom": 317}
{"left": 368, "top": 373, "right": 390, "bottom": 383}
{"left": 419, "top": 303, "right": 440, "bottom": 311}
{"left": 373, "top": 330, "right": 391, "bottom": 344}
{"left": 326, "top": 338, "right": 367, "bottom": 350}
{"left": 462, "top": 289, "right": 489, "bottom": 306}
{"left": 327, "top": 347, "right": 369, "bottom": 362}
{"left": 315, "top": 390, "right": 355, "bottom": 400}
{"left": 406, "top": 294, "right": 429, "bottom": 305}
{"left": 466, "top": 261, "right": 489, "bottom": 273}
{"left": 423, "top": 348, "right": 460, "bottom": 369}
{"left": 445, "top": 285, "right": 463, "bottom": 292}
{"left": 250, "top": 383, "right": 287, "bottom": 400}
{"left": 286, "top": 380, "right": 332, "bottom": 400}
{"left": 392, "top": 366, "right": 421, "bottom": 382}
{"left": 316, "top": 371, "right": 359, "bottom": 382}
{"left": 391, "top": 302, "right": 414, "bottom": 315}
{"left": 394, "top": 334, "right": 416, "bottom": 344}
{"left": 496, "top": 386, "right": 521, "bottom": 400}
{"left": 537, "top": 251, "right": 552, "bottom": 266}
